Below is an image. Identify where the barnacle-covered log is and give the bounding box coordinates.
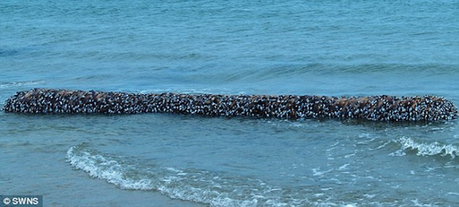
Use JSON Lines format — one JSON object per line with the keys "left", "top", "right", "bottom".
{"left": 3, "top": 88, "right": 457, "bottom": 121}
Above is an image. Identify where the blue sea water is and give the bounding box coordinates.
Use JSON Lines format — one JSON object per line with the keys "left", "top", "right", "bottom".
{"left": 1, "top": 0, "right": 459, "bottom": 206}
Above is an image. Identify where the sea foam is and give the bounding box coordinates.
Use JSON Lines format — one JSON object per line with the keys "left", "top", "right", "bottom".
{"left": 393, "top": 136, "right": 459, "bottom": 159}
{"left": 67, "top": 143, "right": 319, "bottom": 207}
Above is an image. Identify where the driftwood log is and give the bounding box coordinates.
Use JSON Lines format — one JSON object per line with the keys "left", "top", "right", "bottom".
{"left": 3, "top": 88, "right": 457, "bottom": 121}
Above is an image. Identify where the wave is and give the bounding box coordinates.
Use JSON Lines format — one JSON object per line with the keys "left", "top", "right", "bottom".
{"left": 244, "top": 63, "right": 459, "bottom": 78}
{"left": 138, "top": 88, "right": 235, "bottom": 95}
{"left": 0, "top": 80, "right": 45, "bottom": 89}
{"left": 67, "top": 143, "right": 319, "bottom": 207}
{"left": 68, "top": 143, "right": 440, "bottom": 206}
{"left": 392, "top": 136, "right": 459, "bottom": 159}
{"left": 166, "top": 63, "right": 459, "bottom": 85}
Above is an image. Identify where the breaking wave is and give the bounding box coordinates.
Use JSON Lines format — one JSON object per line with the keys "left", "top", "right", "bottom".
{"left": 392, "top": 136, "right": 459, "bottom": 159}
{"left": 68, "top": 142, "right": 436, "bottom": 206}
{"left": 67, "top": 143, "right": 319, "bottom": 207}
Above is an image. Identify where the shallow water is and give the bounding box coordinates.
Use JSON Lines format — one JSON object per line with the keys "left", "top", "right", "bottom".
{"left": 1, "top": 0, "right": 459, "bottom": 206}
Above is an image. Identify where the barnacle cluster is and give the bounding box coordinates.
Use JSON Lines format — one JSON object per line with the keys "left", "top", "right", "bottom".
{"left": 3, "top": 88, "right": 457, "bottom": 121}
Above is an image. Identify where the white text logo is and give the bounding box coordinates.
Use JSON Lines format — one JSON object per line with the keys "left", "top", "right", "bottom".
{"left": 2, "top": 197, "right": 11, "bottom": 205}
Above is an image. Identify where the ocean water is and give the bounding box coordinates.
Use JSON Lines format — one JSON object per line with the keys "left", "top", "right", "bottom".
{"left": 1, "top": 0, "right": 459, "bottom": 206}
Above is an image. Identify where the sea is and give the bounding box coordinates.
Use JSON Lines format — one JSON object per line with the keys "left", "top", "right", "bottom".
{"left": 1, "top": 0, "right": 459, "bottom": 206}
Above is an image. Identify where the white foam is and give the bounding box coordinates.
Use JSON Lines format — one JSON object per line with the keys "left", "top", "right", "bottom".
{"left": 138, "top": 88, "right": 234, "bottom": 95}
{"left": 447, "top": 192, "right": 459, "bottom": 196}
{"left": 358, "top": 133, "right": 371, "bottom": 138}
{"left": 312, "top": 168, "right": 333, "bottom": 176}
{"left": 363, "top": 194, "right": 376, "bottom": 199}
{"left": 371, "top": 140, "right": 391, "bottom": 151}
{"left": 67, "top": 144, "right": 154, "bottom": 190}
{"left": 139, "top": 88, "right": 211, "bottom": 94}
{"left": 0, "top": 80, "right": 45, "bottom": 89}
{"left": 67, "top": 144, "right": 397, "bottom": 206}
{"left": 394, "top": 136, "right": 459, "bottom": 159}
{"left": 338, "top": 164, "right": 350, "bottom": 171}
{"left": 411, "top": 198, "right": 435, "bottom": 207}
{"left": 67, "top": 143, "right": 316, "bottom": 207}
